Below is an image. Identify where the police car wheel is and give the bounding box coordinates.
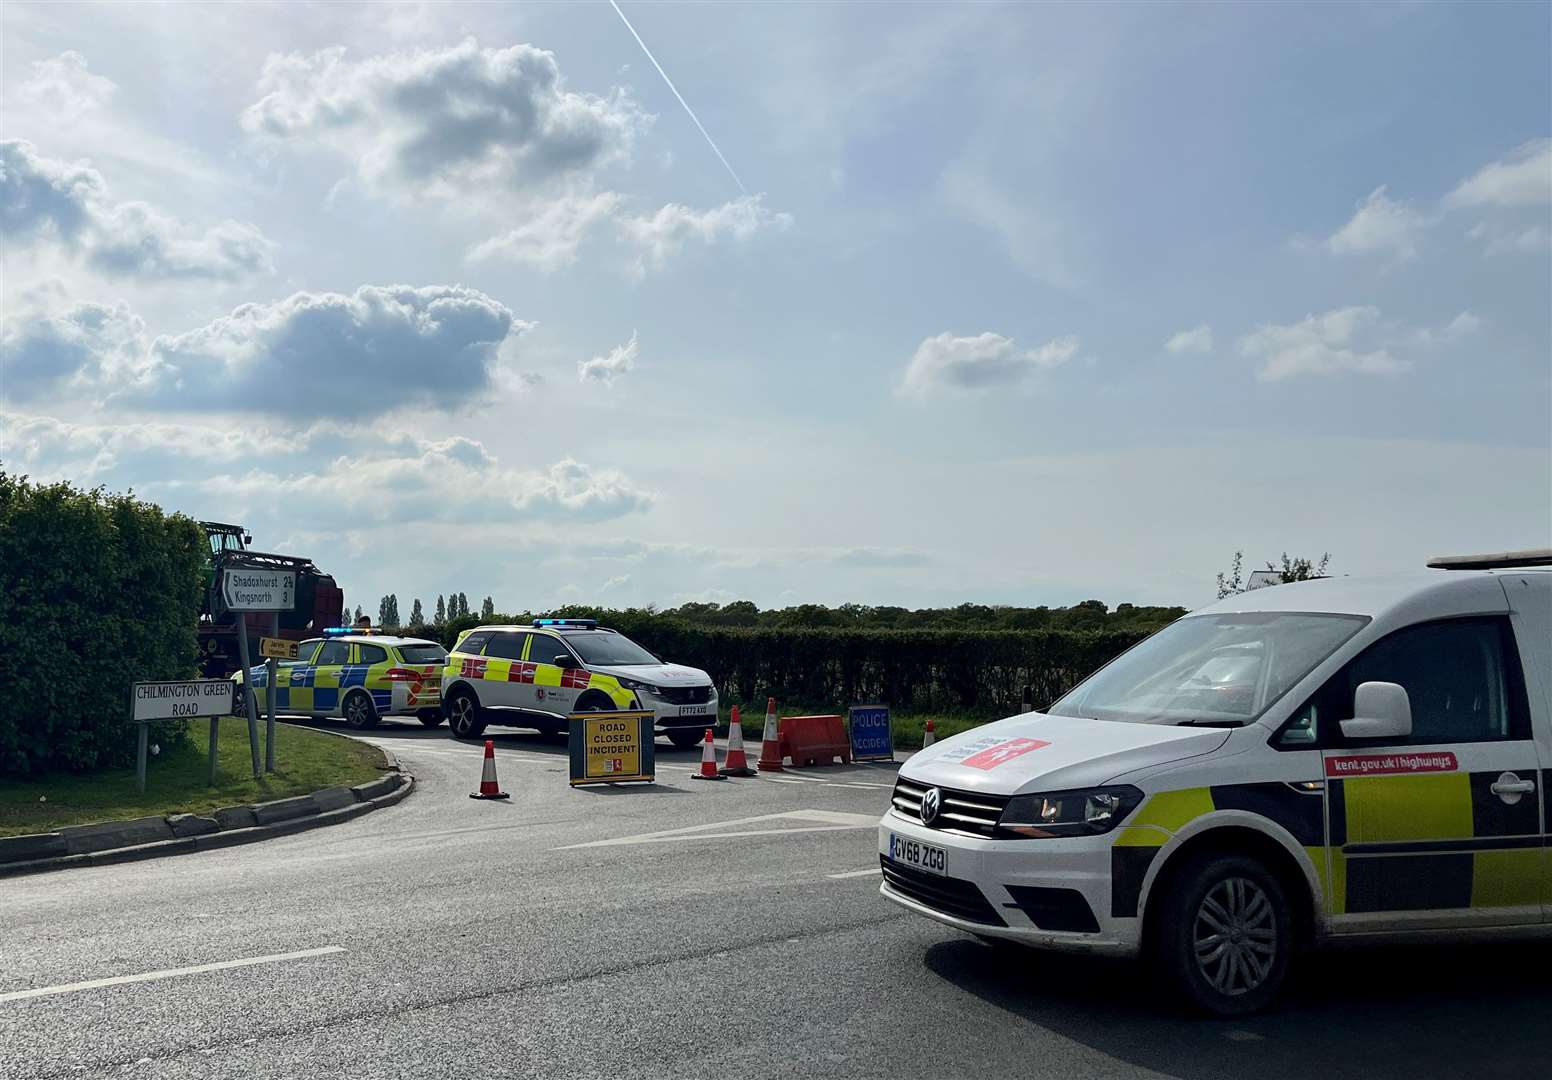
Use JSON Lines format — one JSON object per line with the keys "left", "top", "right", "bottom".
{"left": 445, "top": 689, "right": 486, "bottom": 740}
{"left": 342, "top": 691, "right": 379, "bottom": 730}
{"left": 416, "top": 709, "right": 444, "bottom": 728}
{"left": 667, "top": 729, "right": 703, "bottom": 750}
{"left": 1156, "top": 852, "right": 1291, "bottom": 1017}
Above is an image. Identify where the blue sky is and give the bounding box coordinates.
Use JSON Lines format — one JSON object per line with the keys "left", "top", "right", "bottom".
{"left": 2, "top": 1, "right": 1548, "bottom": 615}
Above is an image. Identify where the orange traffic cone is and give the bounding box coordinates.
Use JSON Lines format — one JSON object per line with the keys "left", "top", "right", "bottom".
{"left": 690, "top": 728, "right": 725, "bottom": 780}
{"left": 757, "top": 696, "right": 783, "bottom": 772}
{"left": 720, "top": 705, "right": 755, "bottom": 777}
{"left": 922, "top": 718, "right": 937, "bottom": 749}
{"left": 469, "top": 739, "right": 510, "bottom": 800}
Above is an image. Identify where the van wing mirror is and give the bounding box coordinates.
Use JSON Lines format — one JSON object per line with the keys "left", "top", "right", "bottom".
{"left": 1340, "top": 681, "right": 1412, "bottom": 741}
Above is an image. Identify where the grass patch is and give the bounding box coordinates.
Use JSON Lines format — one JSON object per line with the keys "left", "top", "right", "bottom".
{"left": 715, "top": 703, "right": 995, "bottom": 751}
{"left": 0, "top": 721, "right": 390, "bottom": 837}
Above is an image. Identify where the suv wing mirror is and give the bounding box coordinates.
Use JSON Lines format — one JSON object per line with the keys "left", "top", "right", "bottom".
{"left": 1340, "top": 681, "right": 1412, "bottom": 741}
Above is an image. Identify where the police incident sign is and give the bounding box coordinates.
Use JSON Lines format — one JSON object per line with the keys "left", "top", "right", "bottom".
{"left": 132, "top": 680, "right": 237, "bottom": 721}
{"left": 568, "top": 710, "right": 655, "bottom": 786}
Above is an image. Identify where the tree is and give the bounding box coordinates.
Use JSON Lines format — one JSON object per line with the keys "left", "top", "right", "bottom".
{"left": 354, "top": 605, "right": 363, "bottom": 623}
{"left": 481, "top": 596, "right": 494, "bottom": 619}
{"left": 379, "top": 595, "right": 391, "bottom": 626}
{"left": 385, "top": 594, "right": 400, "bottom": 627}
{"left": 458, "top": 592, "right": 470, "bottom": 618}
{"left": 435, "top": 594, "right": 446, "bottom": 623}
{"left": 1218, "top": 550, "right": 1332, "bottom": 597}
{"left": 411, "top": 598, "right": 424, "bottom": 625}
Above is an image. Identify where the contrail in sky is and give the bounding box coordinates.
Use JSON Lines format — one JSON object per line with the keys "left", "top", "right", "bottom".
{"left": 609, "top": 0, "right": 748, "bottom": 195}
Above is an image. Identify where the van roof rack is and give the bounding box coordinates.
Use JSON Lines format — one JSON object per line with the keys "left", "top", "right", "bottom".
{"left": 1426, "top": 549, "right": 1552, "bottom": 570}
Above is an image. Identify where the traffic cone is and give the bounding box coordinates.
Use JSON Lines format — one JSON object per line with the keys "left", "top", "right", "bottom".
{"left": 922, "top": 718, "right": 937, "bottom": 749}
{"left": 469, "top": 739, "right": 510, "bottom": 800}
{"left": 757, "top": 696, "right": 784, "bottom": 772}
{"left": 720, "top": 705, "right": 755, "bottom": 777}
{"left": 690, "top": 728, "right": 725, "bottom": 780}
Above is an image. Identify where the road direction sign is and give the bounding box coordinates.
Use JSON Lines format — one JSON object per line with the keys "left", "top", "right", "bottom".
{"left": 260, "top": 637, "right": 300, "bottom": 660}
{"left": 848, "top": 705, "right": 894, "bottom": 762}
{"left": 222, "top": 569, "right": 296, "bottom": 611}
{"left": 568, "top": 710, "right": 655, "bottom": 786}
{"left": 132, "top": 679, "right": 237, "bottom": 722}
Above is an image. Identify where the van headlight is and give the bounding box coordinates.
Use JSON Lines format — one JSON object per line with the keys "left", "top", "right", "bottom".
{"left": 999, "top": 786, "right": 1143, "bottom": 838}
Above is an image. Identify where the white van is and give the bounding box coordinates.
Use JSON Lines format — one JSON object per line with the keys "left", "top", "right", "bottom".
{"left": 879, "top": 552, "right": 1551, "bottom": 1014}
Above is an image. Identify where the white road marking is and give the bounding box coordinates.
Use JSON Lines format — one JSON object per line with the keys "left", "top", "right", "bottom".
{"left": 0, "top": 946, "right": 345, "bottom": 1004}
{"left": 555, "top": 809, "right": 878, "bottom": 849}
{"left": 826, "top": 868, "right": 880, "bottom": 879}
{"left": 758, "top": 777, "right": 806, "bottom": 785}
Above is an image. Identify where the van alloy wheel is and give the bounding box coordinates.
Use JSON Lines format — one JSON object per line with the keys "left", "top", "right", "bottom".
{"left": 1193, "top": 877, "right": 1277, "bottom": 996}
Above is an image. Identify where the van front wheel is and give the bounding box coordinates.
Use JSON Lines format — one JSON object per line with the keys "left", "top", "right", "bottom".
{"left": 1153, "top": 852, "right": 1291, "bottom": 1017}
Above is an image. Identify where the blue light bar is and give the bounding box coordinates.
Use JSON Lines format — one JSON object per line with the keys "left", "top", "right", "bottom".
{"left": 324, "top": 626, "right": 379, "bottom": 636}
{"left": 533, "top": 618, "right": 597, "bottom": 629}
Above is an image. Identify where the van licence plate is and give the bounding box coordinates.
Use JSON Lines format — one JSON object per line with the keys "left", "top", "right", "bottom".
{"left": 889, "top": 833, "right": 946, "bottom": 876}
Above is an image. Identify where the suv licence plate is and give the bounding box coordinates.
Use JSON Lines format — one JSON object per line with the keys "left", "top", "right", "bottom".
{"left": 888, "top": 833, "right": 946, "bottom": 876}
{"left": 678, "top": 705, "right": 709, "bottom": 716}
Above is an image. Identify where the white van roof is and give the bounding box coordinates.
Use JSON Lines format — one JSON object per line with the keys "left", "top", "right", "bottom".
{"left": 1197, "top": 570, "right": 1535, "bottom": 622}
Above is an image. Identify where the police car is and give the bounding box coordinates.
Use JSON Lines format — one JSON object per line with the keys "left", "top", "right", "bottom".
{"left": 440, "top": 619, "right": 718, "bottom": 748}
{"left": 236, "top": 629, "right": 448, "bottom": 730}
{"left": 880, "top": 552, "right": 1551, "bottom": 1015}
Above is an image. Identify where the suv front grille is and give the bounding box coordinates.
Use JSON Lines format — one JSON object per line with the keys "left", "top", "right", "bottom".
{"left": 891, "top": 779, "right": 1010, "bottom": 839}
{"left": 657, "top": 685, "right": 713, "bottom": 705}
{"left": 880, "top": 857, "right": 1005, "bottom": 926}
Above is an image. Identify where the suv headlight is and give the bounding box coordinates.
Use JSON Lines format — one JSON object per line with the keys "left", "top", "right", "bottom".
{"left": 615, "top": 677, "right": 659, "bottom": 695}
{"left": 998, "top": 786, "right": 1143, "bottom": 838}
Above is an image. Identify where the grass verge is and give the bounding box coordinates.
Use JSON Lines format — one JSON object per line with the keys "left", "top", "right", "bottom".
{"left": 0, "top": 721, "right": 390, "bottom": 837}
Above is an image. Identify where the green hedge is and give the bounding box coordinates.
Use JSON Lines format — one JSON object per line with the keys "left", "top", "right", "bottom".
{"left": 0, "top": 473, "right": 205, "bottom": 775}
{"left": 402, "top": 610, "right": 1149, "bottom": 717}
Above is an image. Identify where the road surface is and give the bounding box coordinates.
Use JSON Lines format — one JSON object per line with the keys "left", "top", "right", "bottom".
{"left": 2, "top": 722, "right": 1547, "bottom": 1078}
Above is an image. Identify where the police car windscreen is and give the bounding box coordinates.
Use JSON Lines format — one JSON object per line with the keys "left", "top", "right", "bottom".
{"left": 397, "top": 644, "right": 448, "bottom": 663}
{"left": 564, "top": 632, "right": 659, "bottom": 666}
{"left": 1047, "top": 612, "right": 1366, "bottom": 725}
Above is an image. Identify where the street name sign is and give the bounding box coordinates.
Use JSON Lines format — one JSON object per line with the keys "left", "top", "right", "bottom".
{"left": 260, "top": 637, "right": 300, "bottom": 660}
{"left": 222, "top": 569, "right": 296, "bottom": 611}
{"left": 568, "top": 710, "right": 655, "bottom": 786}
{"left": 848, "top": 705, "right": 894, "bottom": 762}
{"left": 132, "top": 679, "right": 237, "bottom": 721}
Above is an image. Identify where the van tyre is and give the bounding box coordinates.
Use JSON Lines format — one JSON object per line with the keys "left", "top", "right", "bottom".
{"left": 445, "top": 687, "right": 486, "bottom": 741}
{"left": 1153, "top": 852, "right": 1291, "bottom": 1017}
{"left": 342, "top": 690, "right": 379, "bottom": 731}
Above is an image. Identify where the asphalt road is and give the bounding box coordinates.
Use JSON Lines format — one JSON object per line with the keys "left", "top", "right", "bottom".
{"left": 3, "top": 720, "right": 1549, "bottom": 1079}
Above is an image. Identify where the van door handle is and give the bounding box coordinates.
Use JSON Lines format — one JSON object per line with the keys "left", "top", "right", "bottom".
{"left": 1490, "top": 773, "right": 1535, "bottom": 801}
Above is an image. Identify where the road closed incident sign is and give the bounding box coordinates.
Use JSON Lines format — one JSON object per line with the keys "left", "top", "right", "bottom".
{"left": 568, "top": 710, "right": 655, "bottom": 786}
{"left": 133, "top": 680, "right": 237, "bottom": 721}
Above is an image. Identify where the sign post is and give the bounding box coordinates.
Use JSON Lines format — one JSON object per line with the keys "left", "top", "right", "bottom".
{"left": 219, "top": 568, "right": 297, "bottom": 779}
{"left": 265, "top": 613, "right": 279, "bottom": 774}
{"left": 567, "top": 710, "right": 655, "bottom": 786}
{"left": 848, "top": 705, "right": 894, "bottom": 763}
{"left": 131, "top": 680, "right": 238, "bottom": 793}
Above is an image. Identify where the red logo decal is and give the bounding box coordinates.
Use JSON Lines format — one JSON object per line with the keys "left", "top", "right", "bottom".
{"left": 960, "top": 738, "right": 1052, "bottom": 771}
{"left": 1324, "top": 751, "right": 1459, "bottom": 777}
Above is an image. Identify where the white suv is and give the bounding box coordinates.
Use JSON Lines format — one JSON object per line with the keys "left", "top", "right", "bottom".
{"left": 441, "top": 619, "right": 718, "bottom": 748}
{"left": 879, "top": 552, "right": 1551, "bottom": 1014}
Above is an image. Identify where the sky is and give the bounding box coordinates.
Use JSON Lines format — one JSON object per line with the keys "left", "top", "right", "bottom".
{"left": 2, "top": 0, "right": 1549, "bottom": 616}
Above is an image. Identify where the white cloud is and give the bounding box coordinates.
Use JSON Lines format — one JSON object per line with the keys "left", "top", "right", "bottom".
{"left": 1325, "top": 185, "right": 1429, "bottom": 260}
{"left": 1468, "top": 221, "right": 1552, "bottom": 256}
{"left": 616, "top": 194, "right": 791, "bottom": 275}
{"left": 0, "top": 140, "right": 275, "bottom": 280}
{"left": 577, "top": 331, "right": 639, "bottom": 386}
{"left": 1446, "top": 138, "right": 1552, "bottom": 208}
{"left": 16, "top": 51, "right": 117, "bottom": 120}
{"left": 240, "top": 40, "right": 649, "bottom": 200}
{"left": 1164, "top": 324, "right": 1213, "bottom": 355}
{"left": 1238, "top": 306, "right": 1408, "bottom": 381}
{"left": 599, "top": 574, "right": 632, "bottom": 592}
{"left": 940, "top": 166, "right": 1078, "bottom": 290}
{"left": 900, "top": 331, "right": 1080, "bottom": 397}
{"left": 1, "top": 283, "right": 528, "bottom": 419}
{"left": 467, "top": 191, "right": 621, "bottom": 268}
{"left": 1411, "top": 310, "right": 1482, "bottom": 348}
